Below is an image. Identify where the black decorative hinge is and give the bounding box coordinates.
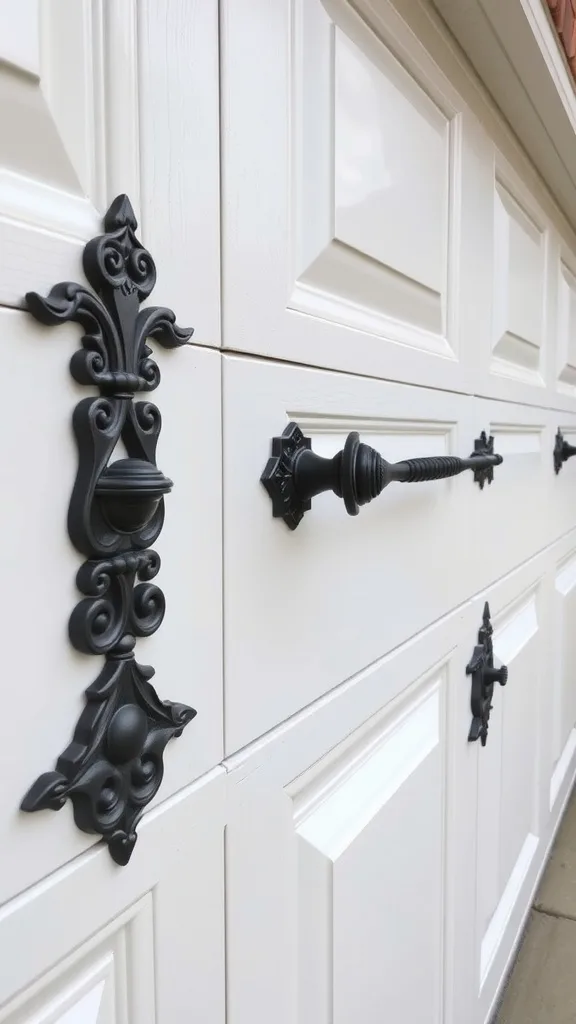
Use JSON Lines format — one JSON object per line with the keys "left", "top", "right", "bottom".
{"left": 261, "top": 423, "right": 503, "bottom": 530}
{"left": 467, "top": 602, "right": 508, "bottom": 747}
{"left": 20, "top": 195, "right": 197, "bottom": 865}
{"left": 554, "top": 429, "right": 576, "bottom": 474}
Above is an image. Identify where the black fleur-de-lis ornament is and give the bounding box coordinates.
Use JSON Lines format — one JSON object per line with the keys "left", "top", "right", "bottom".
{"left": 21, "top": 196, "right": 197, "bottom": 864}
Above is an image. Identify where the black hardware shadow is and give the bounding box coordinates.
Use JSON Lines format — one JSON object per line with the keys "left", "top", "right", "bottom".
{"left": 20, "top": 195, "right": 196, "bottom": 865}
{"left": 467, "top": 602, "right": 508, "bottom": 747}
{"left": 261, "top": 422, "right": 503, "bottom": 530}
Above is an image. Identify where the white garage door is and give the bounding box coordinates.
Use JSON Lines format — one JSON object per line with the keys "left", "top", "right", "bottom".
{"left": 221, "top": 1, "right": 576, "bottom": 1023}
{"left": 0, "top": 2, "right": 224, "bottom": 1022}
{"left": 1, "top": 1, "right": 576, "bottom": 1024}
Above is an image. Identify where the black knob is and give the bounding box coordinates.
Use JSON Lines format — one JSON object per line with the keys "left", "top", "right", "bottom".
{"left": 261, "top": 422, "right": 503, "bottom": 529}
{"left": 484, "top": 664, "right": 508, "bottom": 687}
{"left": 554, "top": 429, "right": 576, "bottom": 474}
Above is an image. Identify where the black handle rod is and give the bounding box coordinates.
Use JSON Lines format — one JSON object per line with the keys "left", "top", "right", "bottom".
{"left": 261, "top": 422, "right": 503, "bottom": 529}
{"left": 389, "top": 453, "right": 501, "bottom": 484}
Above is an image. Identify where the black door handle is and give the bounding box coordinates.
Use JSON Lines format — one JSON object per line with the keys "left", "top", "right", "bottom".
{"left": 554, "top": 429, "right": 576, "bottom": 474}
{"left": 261, "top": 422, "right": 503, "bottom": 529}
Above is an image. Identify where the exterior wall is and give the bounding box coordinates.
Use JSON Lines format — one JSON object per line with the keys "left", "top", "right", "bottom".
{"left": 546, "top": 0, "right": 576, "bottom": 77}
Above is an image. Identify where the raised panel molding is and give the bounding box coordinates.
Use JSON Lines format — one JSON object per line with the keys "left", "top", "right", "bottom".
{"left": 556, "top": 257, "right": 576, "bottom": 395}
{"left": 550, "top": 729, "right": 576, "bottom": 811}
{"left": 223, "top": 602, "right": 483, "bottom": 1024}
{"left": 491, "top": 177, "right": 546, "bottom": 386}
{"left": 0, "top": 0, "right": 220, "bottom": 335}
{"left": 39, "top": 0, "right": 140, "bottom": 211}
{"left": 289, "top": 0, "right": 455, "bottom": 359}
{"left": 0, "top": 895, "right": 154, "bottom": 1024}
{"left": 551, "top": 553, "right": 576, "bottom": 805}
{"left": 289, "top": 676, "right": 444, "bottom": 1024}
{"left": 476, "top": 587, "right": 541, "bottom": 995}
{"left": 0, "top": 0, "right": 138, "bottom": 306}
{"left": 489, "top": 423, "right": 543, "bottom": 457}
{"left": 480, "top": 832, "right": 538, "bottom": 989}
{"left": 492, "top": 592, "right": 538, "bottom": 667}
{"left": 0, "top": 769, "right": 226, "bottom": 1023}
{"left": 1, "top": 0, "right": 40, "bottom": 75}
{"left": 290, "top": 411, "right": 453, "bottom": 462}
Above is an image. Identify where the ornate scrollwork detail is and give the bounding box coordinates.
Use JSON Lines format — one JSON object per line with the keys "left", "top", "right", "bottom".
{"left": 467, "top": 602, "right": 508, "bottom": 747}
{"left": 21, "top": 195, "right": 196, "bottom": 864}
{"left": 69, "top": 550, "right": 165, "bottom": 655}
{"left": 21, "top": 658, "right": 197, "bottom": 866}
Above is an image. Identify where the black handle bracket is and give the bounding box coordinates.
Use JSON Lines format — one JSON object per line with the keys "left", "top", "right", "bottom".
{"left": 467, "top": 602, "right": 508, "bottom": 747}
{"left": 554, "top": 429, "right": 576, "bottom": 474}
{"left": 261, "top": 422, "right": 503, "bottom": 530}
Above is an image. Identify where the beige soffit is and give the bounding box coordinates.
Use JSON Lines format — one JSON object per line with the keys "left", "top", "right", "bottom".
{"left": 432, "top": 0, "right": 576, "bottom": 230}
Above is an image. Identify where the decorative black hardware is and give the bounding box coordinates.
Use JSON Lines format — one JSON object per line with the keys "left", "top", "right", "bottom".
{"left": 467, "top": 602, "right": 508, "bottom": 747}
{"left": 20, "top": 195, "right": 196, "bottom": 865}
{"left": 554, "top": 429, "right": 576, "bottom": 474}
{"left": 261, "top": 423, "right": 503, "bottom": 530}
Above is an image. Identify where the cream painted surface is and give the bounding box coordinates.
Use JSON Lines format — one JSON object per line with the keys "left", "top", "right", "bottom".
{"left": 0, "top": 0, "right": 220, "bottom": 341}
{"left": 0, "top": 3, "right": 224, "bottom": 1024}
{"left": 552, "top": 549, "right": 576, "bottom": 801}
{"left": 557, "top": 253, "right": 576, "bottom": 394}
{"left": 430, "top": 0, "right": 576, "bottom": 231}
{"left": 333, "top": 26, "right": 448, "bottom": 332}
{"left": 0, "top": 773, "right": 226, "bottom": 1024}
{"left": 0, "top": 0, "right": 40, "bottom": 75}
{"left": 222, "top": 0, "right": 576, "bottom": 410}
{"left": 307, "top": 684, "right": 443, "bottom": 1024}
{"left": 477, "top": 589, "right": 541, "bottom": 962}
{"left": 223, "top": 353, "right": 556, "bottom": 751}
{"left": 225, "top": 614, "right": 466, "bottom": 1024}
{"left": 222, "top": 0, "right": 469, "bottom": 386}
{"left": 221, "top": 2, "right": 576, "bottom": 1023}
{"left": 492, "top": 181, "right": 545, "bottom": 383}
{"left": 4, "top": 1, "right": 576, "bottom": 1024}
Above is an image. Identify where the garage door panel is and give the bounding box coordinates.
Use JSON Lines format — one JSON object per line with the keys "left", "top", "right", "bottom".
{"left": 296, "top": 679, "right": 444, "bottom": 1024}
{"left": 224, "top": 357, "right": 559, "bottom": 753}
{"left": 1, "top": 313, "right": 222, "bottom": 903}
{"left": 0, "top": 0, "right": 219, "bottom": 340}
{"left": 225, "top": 610, "right": 470, "bottom": 1024}
{"left": 490, "top": 159, "right": 547, "bottom": 392}
{"left": 475, "top": 581, "right": 541, "bottom": 932}
{"left": 224, "top": 354, "right": 486, "bottom": 751}
{"left": 556, "top": 242, "right": 576, "bottom": 399}
{"left": 469, "top": 150, "right": 575, "bottom": 413}
{"left": 470, "top": 559, "right": 545, "bottom": 1018}
{"left": 549, "top": 532, "right": 576, "bottom": 814}
{"left": 0, "top": 771, "right": 225, "bottom": 1024}
{"left": 294, "top": 7, "right": 452, "bottom": 353}
{"left": 221, "top": 0, "right": 482, "bottom": 393}
{"left": 0, "top": 896, "right": 154, "bottom": 1024}
{"left": 468, "top": 403, "right": 552, "bottom": 586}
{"left": 552, "top": 419, "right": 576, "bottom": 538}
{"left": 496, "top": 590, "right": 540, "bottom": 890}
{"left": 0, "top": 0, "right": 100, "bottom": 306}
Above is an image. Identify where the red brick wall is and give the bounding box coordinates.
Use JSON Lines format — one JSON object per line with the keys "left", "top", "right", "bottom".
{"left": 546, "top": 0, "right": 576, "bottom": 76}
